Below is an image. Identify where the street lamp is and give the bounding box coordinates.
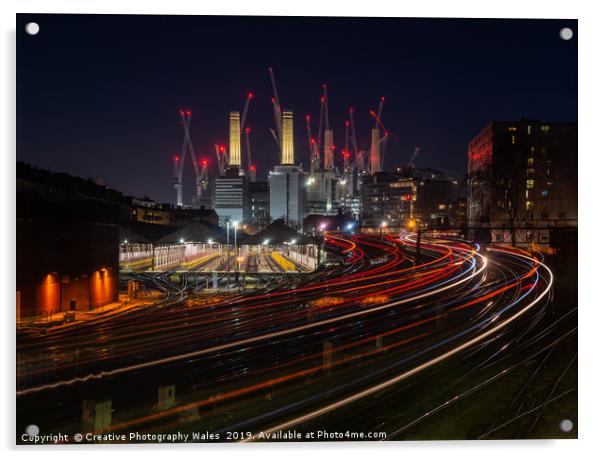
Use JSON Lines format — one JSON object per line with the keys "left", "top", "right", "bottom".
{"left": 225, "top": 220, "right": 231, "bottom": 290}
{"left": 232, "top": 220, "right": 239, "bottom": 256}
{"left": 380, "top": 220, "right": 388, "bottom": 239}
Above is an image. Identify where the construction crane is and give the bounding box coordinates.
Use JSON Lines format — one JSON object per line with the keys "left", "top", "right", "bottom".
{"left": 321, "top": 84, "right": 334, "bottom": 171}
{"left": 343, "top": 120, "right": 351, "bottom": 173}
{"left": 244, "top": 127, "right": 256, "bottom": 181}
{"left": 173, "top": 152, "right": 183, "bottom": 206}
{"left": 407, "top": 146, "right": 421, "bottom": 168}
{"left": 199, "top": 158, "right": 209, "bottom": 192}
{"left": 306, "top": 114, "right": 321, "bottom": 173}
{"left": 369, "top": 98, "right": 391, "bottom": 172}
{"left": 240, "top": 92, "right": 254, "bottom": 133}
{"left": 240, "top": 92, "right": 254, "bottom": 174}
{"left": 214, "top": 143, "right": 229, "bottom": 177}
{"left": 173, "top": 109, "right": 203, "bottom": 207}
{"left": 349, "top": 107, "right": 367, "bottom": 173}
{"left": 374, "top": 96, "right": 385, "bottom": 130}
{"left": 268, "top": 67, "right": 283, "bottom": 158}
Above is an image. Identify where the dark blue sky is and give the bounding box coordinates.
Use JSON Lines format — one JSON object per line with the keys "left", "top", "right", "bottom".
{"left": 17, "top": 14, "right": 577, "bottom": 204}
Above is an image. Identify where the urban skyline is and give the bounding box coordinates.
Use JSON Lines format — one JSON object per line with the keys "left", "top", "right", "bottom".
{"left": 17, "top": 15, "right": 577, "bottom": 204}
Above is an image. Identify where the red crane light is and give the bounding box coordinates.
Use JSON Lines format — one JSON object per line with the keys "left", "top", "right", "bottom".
{"left": 174, "top": 154, "right": 180, "bottom": 161}
{"left": 250, "top": 165, "right": 256, "bottom": 171}
{"left": 245, "top": 127, "right": 251, "bottom": 134}
{"left": 186, "top": 110, "right": 191, "bottom": 116}
{"left": 247, "top": 92, "right": 254, "bottom": 99}
{"left": 201, "top": 159, "right": 208, "bottom": 166}
{"left": 306, "top": 114, "right": 311, "bottom": 121}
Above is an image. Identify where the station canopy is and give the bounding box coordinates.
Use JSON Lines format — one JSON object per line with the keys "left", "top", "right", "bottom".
{"left": 157, "top": 221, "right": 223, "bottom": 244}
{"left": 119, "top": 226, "right": 150, "bottom": 244}
{"left": 241, "top": 219, "right": 315, "bottom": 245}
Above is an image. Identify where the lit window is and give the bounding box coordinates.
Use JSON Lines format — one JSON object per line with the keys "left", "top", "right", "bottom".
{"left": 437, "top": 204, "right": 446, "bottom": 210}
{"left": 527, "top": 168, "right": 535, "bottom": 175}
{"left": 525, "top": 190, "right": 529, "bottom": 199}
{"left": 527, "top": 157, "right": 534, "bottom": 166}
{"left": 541, "top": 190, "right": 549, "bottom": 197}
{"left": 541, "top": 125, "right": 551, "bottom": 133}
{"left": 508, "top": 126, "right": 517, "bottom": 131}
{"left": 511, "top": 135, "right": 516, "bottom": 145}
{"left": 527, "top": 125, "right": 531, "bottom": 135}
{"left": 526, "top": 201, "right": 534, "bottom": 210}
{"left": 526, "top": 179, "right": 535, "bottom": 189}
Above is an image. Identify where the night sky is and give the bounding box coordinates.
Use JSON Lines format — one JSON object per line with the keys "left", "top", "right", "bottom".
{"left": 17, "top": 14, "right": 577, "bottom": 205}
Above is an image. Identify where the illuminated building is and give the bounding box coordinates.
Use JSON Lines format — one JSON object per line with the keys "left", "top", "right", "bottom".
{"left": 281, "top": 109, "right": 294, "bottom": 165}
{"left": 360, "top": 168, "right": 463, "bottom": 230}
{"left": 249, "top": 181, "right": 270, "bottom": 228}
{"left": 131, "top": 198, "right": 171, "bottom": 225}
{"left": 269, "top": 166, "right": 306, "bottom": 228}
{"left": 269, "top": 109, "right": 307, "bottom": 228}
{"left": 213, "top": 167, "right": 249, "bottom": 226}
{"left": 305, "top": 171, "right": 338, "bottom": 215}
{"left": 467, "top": 120, "right": 577, "bottom": 243}
{"left": 229, "top": 111, "right": 242, "bottom": 168}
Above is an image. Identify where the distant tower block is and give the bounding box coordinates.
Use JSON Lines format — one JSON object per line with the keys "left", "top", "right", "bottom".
{"left": 229, "top": 111, "right": 241, "bottom": 167}
{"left": 370, "top": 128, "right": 381, "bottom": 173}
{"left": 324, "top": 129, "right": 334, "bottom": 170}
{"left": 281, "top": 109, "right": 294, "bottom": 165}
